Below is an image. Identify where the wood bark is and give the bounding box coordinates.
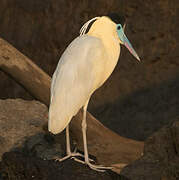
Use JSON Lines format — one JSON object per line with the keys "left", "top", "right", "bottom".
{"left": 0, "top": 37, "right": 144, "bottom": 172}
{"left": 0, "top": 38, "right": 51, "bottom": 105}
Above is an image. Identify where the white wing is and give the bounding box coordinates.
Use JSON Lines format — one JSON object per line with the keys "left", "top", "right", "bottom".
{"left": 48, "top": 35, "right": 106, "bottom": 134}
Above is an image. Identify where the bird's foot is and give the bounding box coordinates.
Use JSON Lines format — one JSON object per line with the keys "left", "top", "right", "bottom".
{"left": 55, "top": 154, "right": 71, "bottom": 162}
{"left": 72, "top": 158, "right": 113, "bottom": 172}
{"left": 86, "top": 162, "right": 113, "bottom": 172}
{"left": 55, "top": 152, "right": 94, "bottom": 163}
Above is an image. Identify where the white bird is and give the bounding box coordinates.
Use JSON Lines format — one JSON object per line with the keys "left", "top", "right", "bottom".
{"left": 48, "top": 13, "right": 140, "bottom": 172}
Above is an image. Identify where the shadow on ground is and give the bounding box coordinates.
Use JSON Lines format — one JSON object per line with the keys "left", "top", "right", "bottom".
{"left": 92, "top": 74, "right": 179, "bottom": 141}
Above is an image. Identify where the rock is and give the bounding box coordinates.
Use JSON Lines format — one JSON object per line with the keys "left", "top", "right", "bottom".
{"left": 0, "top": 99, "right": 179, "bottom": 179}
{"left": 1, "top": 121, "right": 179, "bottom": 179}
{"left": 0, "top": 99, "right": 64, "bottom": 160}
{"left": 121, "top": 120, "right": 179, "bottom": 180}
{"left": 0, "top": 99, "right": 127, "bottom": 180}
{"left": 0, "top": 152, "right": 127, "bottom": 180}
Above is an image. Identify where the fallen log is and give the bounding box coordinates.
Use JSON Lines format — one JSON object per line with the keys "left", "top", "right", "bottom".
{"left": 71, "top": 110, "right": 143, "bottom": 172}
{"left": 0, "top": 37, "right": 144, "bottom": 172}
{"left": 0, "top": 38, "right": 51, "bottom": 104}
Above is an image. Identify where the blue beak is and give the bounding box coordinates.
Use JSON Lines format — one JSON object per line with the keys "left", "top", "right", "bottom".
{"left": 117, "top": 24, "right": 140, "bottom": 61}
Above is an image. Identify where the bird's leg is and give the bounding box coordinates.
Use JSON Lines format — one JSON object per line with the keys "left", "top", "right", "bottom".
{"left": 66, "top": 124, "right": 71, "bottom": 154}
{"left": 56, "top": 125, "right": 72, "bottom": 162}
{"left": 80, "top": 100, "right": 113, "bottom": 172}
{"left": 55, "top": 124, "right": 93, "bottom": 162}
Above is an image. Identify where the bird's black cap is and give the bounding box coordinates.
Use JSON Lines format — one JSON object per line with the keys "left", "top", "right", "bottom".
{"left": 107, "top": 13, "right": 126, "bottom": 26}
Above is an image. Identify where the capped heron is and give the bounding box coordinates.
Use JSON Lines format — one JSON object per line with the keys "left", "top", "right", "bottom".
{"left": 49, "top": 13, "right": 140, "bottom": 172}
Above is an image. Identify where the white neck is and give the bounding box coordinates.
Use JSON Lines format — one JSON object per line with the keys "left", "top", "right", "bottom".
{"left": 87, "top": 16, "right": 121, "bottom": 86}
{"left": 87, "top": 17, "right": 120, "bottom": 60}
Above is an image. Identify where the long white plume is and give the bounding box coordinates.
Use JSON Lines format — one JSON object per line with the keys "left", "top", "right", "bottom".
{"left": 80, "top": 17, "right": 100, "bottom": 36}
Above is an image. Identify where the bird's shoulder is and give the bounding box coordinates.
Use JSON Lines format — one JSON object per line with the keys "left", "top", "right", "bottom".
{"left": 54, "top": 35, "right": 105, "bottom": 73}
{"left": 66, "top": 35, "right": 104, "bottom": 53}
{"left": 75, "top": 34, "right": 103, "bottom": 44}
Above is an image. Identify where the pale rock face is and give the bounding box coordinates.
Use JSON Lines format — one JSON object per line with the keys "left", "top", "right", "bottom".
{"left": 0, "top": 99, "right": 63, "bottom": 160}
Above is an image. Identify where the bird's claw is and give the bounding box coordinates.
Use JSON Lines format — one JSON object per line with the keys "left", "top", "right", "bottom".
{"left": 87, "top": 162, "right": 113, "bottom": 172}
{"left": 71, "top": 158, "right": 113, "bottom": 172}
{"left": 55, "top": 152, "right": 94, "bottom": 163}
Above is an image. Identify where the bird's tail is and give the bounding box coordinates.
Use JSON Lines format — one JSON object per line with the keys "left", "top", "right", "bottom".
{"left": 48, "top": 103, "right": 72, "bottom": 134}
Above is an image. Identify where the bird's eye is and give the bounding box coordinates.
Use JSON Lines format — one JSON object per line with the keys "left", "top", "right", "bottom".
{"left": 117, "top": 25, "right": 121, "bottom": 30}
